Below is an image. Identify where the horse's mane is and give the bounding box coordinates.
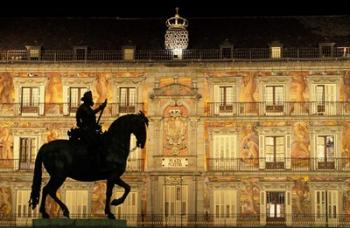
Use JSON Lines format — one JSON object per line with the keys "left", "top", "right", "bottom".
{"left": 108, "top": 114, "right": 134, "bottom": 134}
{"left": 107, "top": 112, "right": 148, "bottom": 136}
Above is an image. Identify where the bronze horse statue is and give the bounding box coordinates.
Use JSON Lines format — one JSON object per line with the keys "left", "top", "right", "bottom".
{"left": 29, "top": 112, "right": 148, "bottom": 219}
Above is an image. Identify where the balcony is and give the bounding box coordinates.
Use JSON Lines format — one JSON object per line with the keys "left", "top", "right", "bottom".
{"left": 207, "top": 157, "right": 350, "bottom": 172}
{"left": 0, "top": 103, "right": 144, "bottom": 117}
{"left": 0, "top": 158, "right": 144, "bottom": 172}
{"left": 207, "top": 101, "right": 350, "bottom": 117}
{"left": 0, "top": 47, "right": 350, "bottom": 63}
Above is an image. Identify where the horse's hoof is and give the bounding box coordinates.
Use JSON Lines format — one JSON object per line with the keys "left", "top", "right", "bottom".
{"left": 111, "top": 199, "right": 122, "bottom": 206}
{"left": 63, "top": 211, "right": 70, "bottom": 219}
{"left": 41, "top": 212, "right": 50, "bottom": 219}
{"left": 106, "top": 213, "right": 116, "bottom": 220}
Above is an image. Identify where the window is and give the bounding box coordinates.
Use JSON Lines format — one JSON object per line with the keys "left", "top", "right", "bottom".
{"left": 266, "top": 192, "right": 285, "bottom": 221}
{"left": 16, "top": 190, "right": 39, "bottom": 225}
{"left": 213, "top": 190, "right": 237, "bottom": 225}
{"left": 271, "top": 47, "right": 281, "bottom": 58}
{"left": 265, "top": 136, "right": 285, "bottom": 169}
{"left": 19, "top": 137, "right": 36, "bottom": 170}
{"left": 65, "top": 190, "right": 88, "bottom": 218}
{"left": 213, "top": 84, "right": 237, "bottom": 115}
{"left": 21, "top": 87, "right": 39, "bottom": 113}
{"left": 317, "top": 135, "right": 335, "bottom": 169}
{"left": 211, "top": 133, "right": 237, "bottom": 170}
{"left": 258, "top": 130, "right": 291, "bottom": 170}
{"left": 163, "top": 185, "right": 188, "bottom": 225}
{"left": 114, "top": 190, "right": 138, "bottom": 225}
{"left": 69, "top": 87, "right": 88, "bottom": 113}
{"left": 119, "top": 87, "right": 136, "bottom": 113}
{"left": 219, "top": 86, "right": 233, "bottom": 112}
{"left": 265, "top": 85, "right": 284, "bottom": 113}
{"left": 313, "top": 84, "right": 336, "bottom": 115}
{"left": 314, "top": 190, "right": 338, "bottom": 225}
{"left": 126, "top": 134, "right": 142, "bottom": 171}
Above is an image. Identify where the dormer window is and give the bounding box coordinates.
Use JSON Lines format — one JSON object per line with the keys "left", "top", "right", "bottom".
{"left": 25, "top": 46, "right": 41, "bottom": 60}
{"left": 270, "top": 41, "right": 282, "bottom": 59}
{"left": 319, "top": 43, "right": 335, "bottom": 57}
{"left": 122, "top": 46, "right": 136, "bottom": 60}
{"left": 220, "top": 39, "right": 233, "bottom": 59}
{"left": 73, "top": 46, "right": 88, "bottom": 60}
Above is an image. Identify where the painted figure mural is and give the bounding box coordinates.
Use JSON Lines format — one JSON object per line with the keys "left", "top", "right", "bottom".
{"left": 292, "top": 177, "right": 311, "bottom": 221}
{"left": 240, "top": 124, "right": 259, "bottom": 168}
{"left": 240, "top": 178, "right": 260, "bottom": 218}
{"left": 0, "top": 187, "right": 12, "bottom": 217}
{"left": 292, "top": 122, "right": 310, "bottom": 168}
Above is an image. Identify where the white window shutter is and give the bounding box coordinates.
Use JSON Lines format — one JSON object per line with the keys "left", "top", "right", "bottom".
{"left": 130, "top": 88, "right": 136, "bottom": 106}
{"left": 260, "top": 191, "right": 266, "bottom": 225}
{"left": 328, "top": 190, "right": 339, "bottom": 226}
{"left": 39, "top": 86, "right": 45, "bottom": 115}
{"left": 326, "top": 84, "right": 336, "bottom": 115}
{"left": 285, "top": 135, "right": 291, "bottom": 169}
{"left": 259, "top": 135, "right": 265, "bottom": 169}
{"left": 120, "top": 88, "right": 126, "bottom": 105}
{"left": 334, "top": 134, "right": 338, "bottom": 170}
{"left": 13, "top": 136, "right": 19, "bottom": 170}
{"left": 286, "top": 191, "right": 292, "bottom": 226}
{"left": 214, "top": 85, "right": 220, "bottom": 114}
{"left": 312, "top": 84, "right": 317, "bottom": 114}
{"left": 63, "top": 86, "right": 69, "bottom": 115}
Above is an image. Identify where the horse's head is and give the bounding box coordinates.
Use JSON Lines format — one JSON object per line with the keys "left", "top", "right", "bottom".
{"left": 131, "top": 111, "right": 149, "bottom": 149}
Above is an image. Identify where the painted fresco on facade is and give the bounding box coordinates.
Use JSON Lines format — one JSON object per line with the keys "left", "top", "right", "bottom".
{"left": 163, "top": 105, "right": 188, "bottom": 155}
{"left": 343, "top": 122, "right": 350, "bottom": 168}
{"left": 240, "top": 124, "right": 259, "bottom": 168}
{"left": 240, "top": 73, "right": 258, "bottom": 113}
{"left": 344, "top": 179, "right": 350, "bottom": 221}
{"left": 46, "top": 192, "right": 62, "bottom": 217}
{"left": 289, "top": 73, "right": 309, "bottom": 114}
{"left": 0, "top": 187, "right": 12, "bottom": 217}
{"left": 292, "top": 177, "right": 311, "bottom": 222}
{"left": 95, "top": 73, "right": 113, "bottom": 104}
{"left": 240, "top": 178, "right": 260, "bottom": 220}
{"left": 292, "top": 122, "right": 310, "bottom": 168}
{"left": 0, "top": 73, "right": 15, "bottom": 103}
{"left": 0, "top": 126, "right": 13, "bottom": 169}
{"left": 45, "top": 73, "right": 62, "bottom": 115}
{"left": 91, "top": 182, "right": 106, "bottom": 216}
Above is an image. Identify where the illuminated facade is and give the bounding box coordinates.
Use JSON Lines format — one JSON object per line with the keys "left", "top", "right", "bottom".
{"left": 1, "top": 15, "right": 350, "bottom": 227}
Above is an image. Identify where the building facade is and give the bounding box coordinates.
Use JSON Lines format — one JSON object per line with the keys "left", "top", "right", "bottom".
{"left": 1, "top": 15, "right": 350, "bottom": 227}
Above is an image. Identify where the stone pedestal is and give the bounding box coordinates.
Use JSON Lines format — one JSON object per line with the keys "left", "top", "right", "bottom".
{"left": 32, "top": 219, "right": 127, "bottom": 227}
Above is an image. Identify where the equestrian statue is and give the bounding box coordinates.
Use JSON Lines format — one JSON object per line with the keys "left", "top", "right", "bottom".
{"left": 28, "top": 91, "right": 148, "bottom": 219}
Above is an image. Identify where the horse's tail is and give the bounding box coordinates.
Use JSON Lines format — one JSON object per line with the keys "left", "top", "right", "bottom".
{"left": 29, "top": 145, "right": 44, "bottom": 209}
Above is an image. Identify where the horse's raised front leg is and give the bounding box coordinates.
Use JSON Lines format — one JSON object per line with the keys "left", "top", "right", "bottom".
{"left": 104, "top": 178, "right": 116, "bottom": 219}
{"left": 111, "top": 177, "right": 130, "bottom": 206}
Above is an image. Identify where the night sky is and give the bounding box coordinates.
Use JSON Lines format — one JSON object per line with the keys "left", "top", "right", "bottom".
{"left": 2, "top": 0, "right": 348, "bottom": 18}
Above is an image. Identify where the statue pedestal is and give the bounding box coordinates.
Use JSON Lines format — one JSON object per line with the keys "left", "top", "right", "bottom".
{"left": 32, "top": 219, "right": 127, "bottom": 227}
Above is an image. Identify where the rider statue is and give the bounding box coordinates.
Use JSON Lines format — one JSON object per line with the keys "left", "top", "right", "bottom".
{"left": 68, "top": 91, "right": 107, "bottom": 153}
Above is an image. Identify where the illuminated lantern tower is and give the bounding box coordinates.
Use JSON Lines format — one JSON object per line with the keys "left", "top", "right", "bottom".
{"left": 164, "top": 7, "right": 189, "bottom": 59}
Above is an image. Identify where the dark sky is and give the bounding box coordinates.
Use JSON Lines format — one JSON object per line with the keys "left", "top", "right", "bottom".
{"left": 2, "top": 0, "right": 348, "bottom": 18}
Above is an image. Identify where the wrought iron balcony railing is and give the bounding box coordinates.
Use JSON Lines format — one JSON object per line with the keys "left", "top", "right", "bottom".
{"left": 0, "top": 158, "right": 144, "bottom": 172}
{"left": 207, "top": 101, "right": 350, "bottom": 117}
{"left": 0, "top": 103, "right": 144, "bottom": 117}
{"left": 207, "top": 157, "right": 350, "bottom": 172}
{"left": 1, "top": 213, "right": 350, "bottom": 227}
{"left": 0, "top": 47, "right": 350, "bottom": 63}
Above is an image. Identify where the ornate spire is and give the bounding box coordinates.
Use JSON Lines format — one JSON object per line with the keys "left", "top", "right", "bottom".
{"left": 165, "top": 7, "right": 188, "bottom": 29}
{"left": 164, "top": 7, "right": 189, "bottom": 52}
